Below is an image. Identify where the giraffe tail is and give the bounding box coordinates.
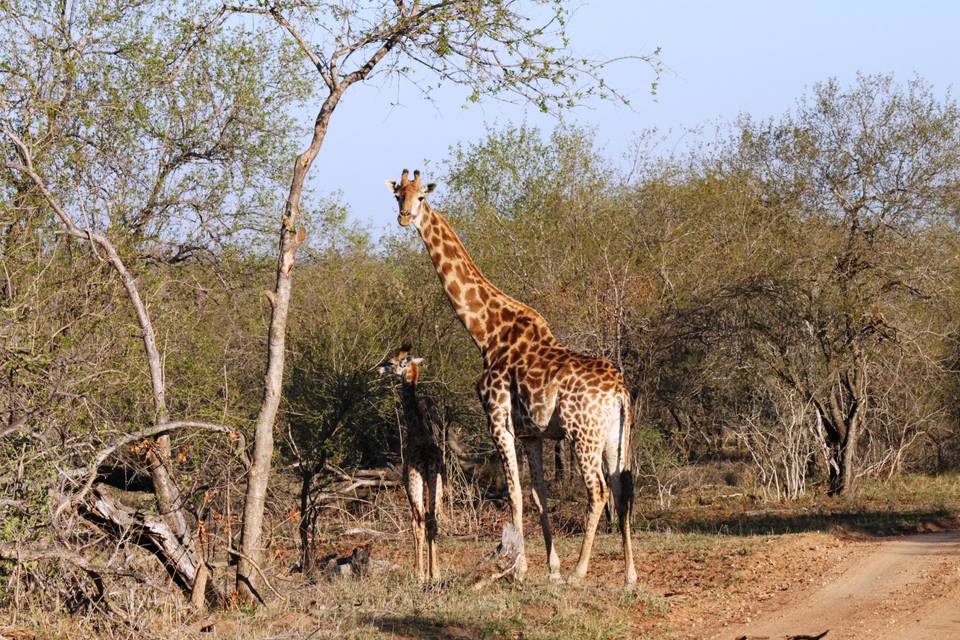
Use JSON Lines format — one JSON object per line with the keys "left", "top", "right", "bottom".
{"left": 618, "top": 389, "right": 635, "bottom": 515}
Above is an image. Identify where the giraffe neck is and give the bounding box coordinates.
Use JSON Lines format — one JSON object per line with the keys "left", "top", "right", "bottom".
{"left": 415, "top": 203, "right": 553, "bottom": 354}
{"left": 399, "top": 378, "right": 435, "bottom": 443}
{"left": 399, "top": 381, "right": 421, "bottom": 429}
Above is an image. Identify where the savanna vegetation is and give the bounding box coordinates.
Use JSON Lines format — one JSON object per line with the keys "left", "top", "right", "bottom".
{"left": 2, "top": 1, "right": 960, "bottom": 638}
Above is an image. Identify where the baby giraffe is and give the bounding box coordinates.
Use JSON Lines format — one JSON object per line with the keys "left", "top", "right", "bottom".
{"left": 379, "top": 347, "right": 445, "bottom": 582}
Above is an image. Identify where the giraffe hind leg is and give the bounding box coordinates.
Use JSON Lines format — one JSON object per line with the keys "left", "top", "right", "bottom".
{"left": 426, "top": 464, "right": 442, "bottom": 582}
{"left": 603, "top": 406, "right": 638, "bottom": 587}
{"left": 523, "top": 438, "right": 561, "bottom": 580}
{"left": 570, "top": 434, "right": 607, "bottom": 582}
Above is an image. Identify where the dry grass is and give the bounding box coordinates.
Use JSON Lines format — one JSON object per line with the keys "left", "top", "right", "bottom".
{"left": 3, "top": 473, "right": 958, "bottom": 640}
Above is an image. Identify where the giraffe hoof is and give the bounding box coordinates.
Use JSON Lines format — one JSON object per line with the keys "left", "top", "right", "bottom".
{"left": 566, "top": 572, "right": 586, "bottom": 586}
{"left": 515, "top": 555, "right": 529, "bottom": 576}
{"left": 547, "top": 572, "right": 564, "bottom": 585}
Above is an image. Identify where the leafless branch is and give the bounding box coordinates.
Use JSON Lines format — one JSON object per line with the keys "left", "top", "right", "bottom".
{"left": 0, "top": 541, "right": 147, "bottom": 583}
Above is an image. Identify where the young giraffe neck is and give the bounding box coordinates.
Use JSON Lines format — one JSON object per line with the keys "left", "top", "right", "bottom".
{"left": 415, "top": 203, "right": 554, "bottom": 354}
{"left": 399, "top": 366, "right": 432, "bottom": 441}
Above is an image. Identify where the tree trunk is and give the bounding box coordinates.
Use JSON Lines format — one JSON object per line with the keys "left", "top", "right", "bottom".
{"left": 235, "top": 223, "right": 304, "bottom": 602}
{"left": 818, "top": 394, "right": 847, "bottom": 497}
{"left": 840, "top": 409, "right": 862, "bottom": 496}
{"left": 231, "top": 11, "right": 400, "bottom": 602}
{"left": 825, "top": 439, "right": 845, "bottom": 495}
{"left": 235, "top": 90, "right": 341, "bottom": 602}
{"left": 819, "top": 367, "right": 866, "bottom": 497}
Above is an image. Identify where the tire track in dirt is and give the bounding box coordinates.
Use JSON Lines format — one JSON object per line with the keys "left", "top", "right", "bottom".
{"left": 718, "top": 531, "right": 960, "bottom": 640}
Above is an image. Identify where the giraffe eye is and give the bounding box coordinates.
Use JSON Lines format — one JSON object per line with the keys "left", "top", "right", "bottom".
{"left": 418, "top": 196, "right": 425, "bottom": 201}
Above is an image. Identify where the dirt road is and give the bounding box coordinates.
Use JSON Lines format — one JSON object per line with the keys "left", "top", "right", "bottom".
{"left": 719, "top": 531, "right": 960, "bottom": 640}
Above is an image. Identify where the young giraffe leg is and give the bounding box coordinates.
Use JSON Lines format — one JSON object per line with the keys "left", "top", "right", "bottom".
{"left": 405, "top": 464, "right": 426, "bottom": 580}
{"left": 570, "top": 434, "right": 608, "bottom": 582}
{"left": 425, "top": 465, "right": 442, "bottom": 582}
{"left": 522, "top": 438, "right": 561, "bottom": 580}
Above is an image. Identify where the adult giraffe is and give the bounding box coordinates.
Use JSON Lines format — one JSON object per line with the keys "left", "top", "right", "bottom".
{"left": 387, "top": 169, "right": 637, "bottom": 586}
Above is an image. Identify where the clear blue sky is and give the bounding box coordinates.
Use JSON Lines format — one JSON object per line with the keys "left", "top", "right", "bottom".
{"left": 309, "top": 1, "right": 957, "bottom": 232}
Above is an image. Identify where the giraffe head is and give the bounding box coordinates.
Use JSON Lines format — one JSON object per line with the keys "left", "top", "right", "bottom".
{"left": 377, "top": 345, "right": 424, "bottom": 384}
{"left": 386, "top": 169, "right": 436, "bottom": 227}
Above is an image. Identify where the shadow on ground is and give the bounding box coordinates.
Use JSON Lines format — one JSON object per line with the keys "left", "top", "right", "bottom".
{"left": 642, "top": 506, "right": 959, "bottom": 538}
{"left": 362, "top": 614, "right": 483, "bottom": 640}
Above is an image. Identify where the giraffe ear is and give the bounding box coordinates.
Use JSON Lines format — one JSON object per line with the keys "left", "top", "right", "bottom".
{"left": 424, "top": 183, "right": 436, "bottom": 194}
{"left": 385, "top": 180, "right": 397, "bottom": 193}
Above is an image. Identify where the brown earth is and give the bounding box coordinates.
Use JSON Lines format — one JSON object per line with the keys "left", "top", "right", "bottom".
{"left": 5, "top": 527, "right": 958, "bottom": 640}
{"left": 715, "top": 531, "right": 960, "bottom": 640}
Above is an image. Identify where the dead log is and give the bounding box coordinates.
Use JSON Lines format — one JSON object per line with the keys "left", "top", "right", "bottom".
{"left": 85, "top": 484, "right": 224, "bottom": 608}
{"left": 316, "top": 544, "right": 396, "bottom": 580}
{"left": 321, "top": 545, "right": 371, "bottom": 579}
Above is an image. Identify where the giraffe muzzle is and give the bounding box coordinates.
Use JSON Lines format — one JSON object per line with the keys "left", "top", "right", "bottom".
{"left": 398, "top": 212, "right": 413, "bottom": 226}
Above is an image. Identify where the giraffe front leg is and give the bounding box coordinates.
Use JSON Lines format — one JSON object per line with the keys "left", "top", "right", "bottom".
{"left": 405, "top": 465, "right": 426, "bottom": 581}
{"left": 489, "top": 408, "right": 527, "bottom": 578}
{"left": 570, "top": 439, "right": 607, "bottom": 583}
{"left": 523, "top": 438, "right": 561, "bottom": 581}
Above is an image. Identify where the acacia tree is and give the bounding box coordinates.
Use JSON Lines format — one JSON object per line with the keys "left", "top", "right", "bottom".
{"left": 202, "top": 0, "right": 659, "bottom": 602}
{"left": 732, "top": 75, "right": 960, "bottom": 495}
{"left": 1, "top": 0, "right": 301, "bottom": 608}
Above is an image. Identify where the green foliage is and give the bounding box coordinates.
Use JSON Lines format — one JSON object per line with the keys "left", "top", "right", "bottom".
{"left": 1, "top": 0, "right": 304, "bottom": 253}
{"left": 283, "top": 214, "right": 403, "bottom": 470}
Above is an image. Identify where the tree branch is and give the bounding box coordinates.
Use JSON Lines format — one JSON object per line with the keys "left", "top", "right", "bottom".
{"left": 58, "top": 420, "right": 247, "bottom": 518}
{"left": 0, "top": 541, "right": 147, "bottom": 583}
{"left": 223, "top": 4, "right": 334, "bottom": 90}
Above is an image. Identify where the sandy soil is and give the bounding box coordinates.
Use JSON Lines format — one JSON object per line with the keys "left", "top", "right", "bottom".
{"left": 718, "top": 531, "right": 960, "bottom": 640}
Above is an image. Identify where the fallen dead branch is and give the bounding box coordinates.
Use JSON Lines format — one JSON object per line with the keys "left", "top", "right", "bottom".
{"left": 59, "top": 420, "right": 247, "bottom": 518}
{"left": 0, "top": 541, "right": 145, "bottom": 583}
{"left": 314, "top": 465, "right": 402, "bottom": 505}
{"left": 469, "top": 524, "right": 524, "bottom": 591}
{"left": 85, "top": 485, "right": 225, "bottom": 608}
{"left": 341, "top": 527, "right": 395, "bottom": 538}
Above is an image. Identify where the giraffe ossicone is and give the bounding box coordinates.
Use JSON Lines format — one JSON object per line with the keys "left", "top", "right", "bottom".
{"left": 388, "top": 169, "right": 638, "bottom": 587}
